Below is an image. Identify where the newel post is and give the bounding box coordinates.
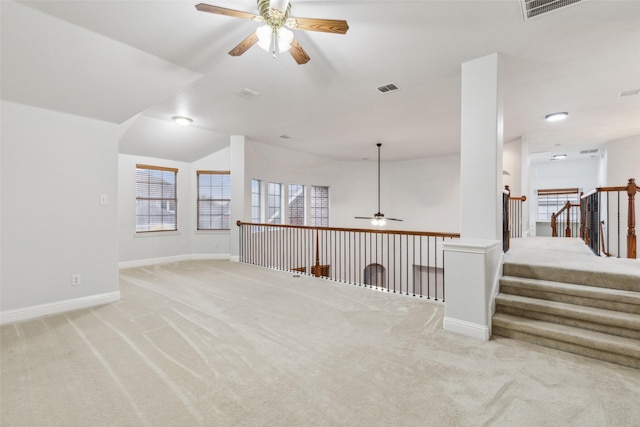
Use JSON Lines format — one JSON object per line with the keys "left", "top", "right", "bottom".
{"left": 504, "top": 185, "right": 510, "bottom": 252}
{"left": 628, "top": 178, "right": 637, "bottom": 259}
{"left": 312, "top": 229, "right": 322, "bottom": 277}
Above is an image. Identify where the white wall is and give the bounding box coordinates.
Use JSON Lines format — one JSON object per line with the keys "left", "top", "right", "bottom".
{"left": 503, "top": 139, "right": 522, "bottom": 195}
{"left": 118, "top": 147, "right": 232, "bottom": 266}
{"left": 603, "top": 136, "right": 640, "bottom": 258}
{"left": 606, "top": 135, "right": 640, "bottom": 186}
{"left": 1, "top": 101, "right": 119, "bottom": 317}
{"left": 389, "top": 156, "right": 460, "bottom": 233}
{"left": 245, "top": 140, "right": 460, "bottom": 233}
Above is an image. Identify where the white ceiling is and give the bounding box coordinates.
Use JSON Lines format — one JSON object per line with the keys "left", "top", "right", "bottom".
{"left": 2, "top": 0, "right": 639, "bottom": 162}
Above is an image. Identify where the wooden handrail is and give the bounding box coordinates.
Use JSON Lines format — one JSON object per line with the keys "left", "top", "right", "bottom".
{"left": 236, "top": 220, "right": 460, "bottom": 238}
{"left": 551, "top": 201, "right": 580, "bottom": 237}
{"left": 553, "top": 201, "right": 580, "bottom": 218}
{"left": 596, "top": 185, "right": 629, "bottom": 192}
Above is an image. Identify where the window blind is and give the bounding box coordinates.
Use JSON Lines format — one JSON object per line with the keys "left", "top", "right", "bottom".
{"left": 136, "top": 164, "right": 178, "bottom": 232}
{"left": 197, "top": 171, "right": 231, "bottom": 230}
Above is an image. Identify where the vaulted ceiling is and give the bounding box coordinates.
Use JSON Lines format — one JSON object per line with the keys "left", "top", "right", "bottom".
{"left": 2, "top": 0, "right": 639, "bottom": 162}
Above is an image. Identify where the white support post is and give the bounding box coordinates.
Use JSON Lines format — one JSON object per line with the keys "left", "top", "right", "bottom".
{"left": 230, "top": 135, "right": 246, "bottom": 262}
{"left": 443, "top": 53, "right": 504, "bottom": 340}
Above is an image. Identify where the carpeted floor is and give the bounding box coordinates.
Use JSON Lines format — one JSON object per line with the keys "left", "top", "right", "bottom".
{"left": 2, "top": 258, "right": 639, "bottom": 426}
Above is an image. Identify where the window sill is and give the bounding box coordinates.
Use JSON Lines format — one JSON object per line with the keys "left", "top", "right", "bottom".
{"left": 134, "top": 230, "right": 181, "bottom": 238}
{"left": 194, "top": 229, "right": 230, "bottom": 235}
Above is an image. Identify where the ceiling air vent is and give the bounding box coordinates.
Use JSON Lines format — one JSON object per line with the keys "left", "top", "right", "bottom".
{"left": 376, "top": 83, "right": 399, "bottom": 94}
{"left": 619, "top": 89, "right": 640, "bottom": 98}
{"left": 520, "top": 0, "right": 583, "bottom": 21}
{"left": 580, "top": 149, "right": 599, "bottom": 156}
{"left": 235, "top": 87, "right": 260, "bottom": 100}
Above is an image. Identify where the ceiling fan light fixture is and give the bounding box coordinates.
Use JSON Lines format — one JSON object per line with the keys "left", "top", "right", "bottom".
{"left": 172, "top": 116, "right": 193, "bottom": 126}
{"left": 371, "top": 217, "right": 386, "bottom": 227}
{"left": 256, "top": 25, "right": 293, "bottom": 55}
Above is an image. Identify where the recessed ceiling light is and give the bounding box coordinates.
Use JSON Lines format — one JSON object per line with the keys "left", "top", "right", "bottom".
{"left": 172, "top": 116, "right": 193, "bottom": 126}
{"left": 552, "top": 154, "right": 567, "bottom": 160}
{"left": 545, "top": 112, "right": 568, "bottom": 122}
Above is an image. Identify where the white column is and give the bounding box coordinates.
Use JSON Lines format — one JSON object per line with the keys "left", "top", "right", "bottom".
{"left": 460, "top": 52, "right": 504, "bottom": 240}
{"left": 443, "top": 53, "right": 504, "bottom": 340}
{"left": 230, "top": 135, "right": 246, "bottom": 261}
{"left": 520, "top": 136, "right": 531, "bottom": 237}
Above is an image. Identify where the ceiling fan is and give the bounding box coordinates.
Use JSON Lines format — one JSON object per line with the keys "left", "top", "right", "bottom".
{"left": 355, "top": 143, "right": 403, "bottom": 226}
{"left": 195, "top": 0, "right": 349, "bottom": 64}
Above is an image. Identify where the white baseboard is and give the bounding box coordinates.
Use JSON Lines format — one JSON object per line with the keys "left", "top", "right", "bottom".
{"left": 119, "top": 253, "right": 230, "bottom": 269}
{"left": 443, "top": 316, "right": 490, "bottom": 341}
{"left": 230, "top": 255, "right": 240, "bottom": 262}
{"left": 0, "top": 291, "right": 121, "bottom": 325}
{"left": 191, "top": 253, "right": 230, "bottom": 261}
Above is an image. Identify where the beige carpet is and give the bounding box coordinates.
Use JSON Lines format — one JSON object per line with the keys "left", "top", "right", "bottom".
{"left": 2, "top": 260, "right": 640, "bottom": 426}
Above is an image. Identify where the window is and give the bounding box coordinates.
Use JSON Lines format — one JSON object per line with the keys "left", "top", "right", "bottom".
{"left": 267, "top": 182, "right": 282, "bottom": 224}
{"left": 251, "top": 179, "right": 262, "bottom": 223}
{"left": 197, "top": 171, "right": 231, "bottom": 230}
{"left": 136, "top": 164, "right": 178, "bottom": 232}
{"left": 288, "top": 184, "right": 305, "bottom": 225}
{"left": 537, "top": 188, "right": 580, "bottom": 222}
{"left": 310, "top": 185, "right": 329, "bottom": 226}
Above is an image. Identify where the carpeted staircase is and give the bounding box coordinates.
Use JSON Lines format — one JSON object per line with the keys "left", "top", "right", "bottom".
{"left": 493, "top": 262, "right": 640, "bottom": 369}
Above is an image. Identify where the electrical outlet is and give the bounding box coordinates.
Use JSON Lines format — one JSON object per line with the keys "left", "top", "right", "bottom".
{"left": 99, "top": 194, "right": 108, "bottom": 205}
{"left": 72, "top": 274, "right": 81, "bottom": 286}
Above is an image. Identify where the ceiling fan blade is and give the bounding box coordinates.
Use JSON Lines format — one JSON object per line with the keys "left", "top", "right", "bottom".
{"left": 354, "top": 216, "right": 374, "bottom": 220}
{"left": 228, "top": 33, "right": 259, "bottom": 56}
{"left": 385, "top": 218, "right": 403, "bottom": 222}
{"left": 286, "top": 17, "right": 349, "bottom": 34}
{"left": 289, "top": 39, "right": 310, "bottom": 64}
{"left": 195, "top": 3, "right": 262, "bottom": 22}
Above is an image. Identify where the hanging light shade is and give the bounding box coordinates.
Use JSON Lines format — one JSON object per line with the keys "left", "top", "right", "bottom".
{"left": 256, "top": 25, "right": 293, "bottom": 55}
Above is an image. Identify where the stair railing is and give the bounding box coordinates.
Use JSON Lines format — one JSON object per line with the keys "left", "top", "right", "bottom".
{"left": 503, "top": 187, "right": 510, "bottom": 252}
{"left": 237, "top": 221, "right": 459, "bottom": 301}
{"left": 502, "top": 186, "right": 527, "bottom": 252}
{"left": 551, "top": 201, "right": 580, "bottom": 238}
{"left": 580, "top": 178, "right": 637, "bottom": 258}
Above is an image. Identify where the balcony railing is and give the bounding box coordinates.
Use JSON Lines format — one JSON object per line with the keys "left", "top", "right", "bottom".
{"left": 237, "top": 221, "right": 460, "bottom": 301}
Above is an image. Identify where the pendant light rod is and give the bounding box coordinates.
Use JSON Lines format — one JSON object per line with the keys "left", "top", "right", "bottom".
{"left": 377, "top": 143, "right": 382, "bottom": 214}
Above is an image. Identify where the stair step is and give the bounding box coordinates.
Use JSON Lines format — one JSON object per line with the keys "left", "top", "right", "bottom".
{"left": 492, "top": 313, "right": 640, "bottom": 369}
{"left": 500, "top": 276, "right": 640, "bottom": 314}
{"left": 495, "top": 293, "right": 640, "bottom": 339}
{"left": 503, "top": 262, "right": 639, "bottom": 292}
